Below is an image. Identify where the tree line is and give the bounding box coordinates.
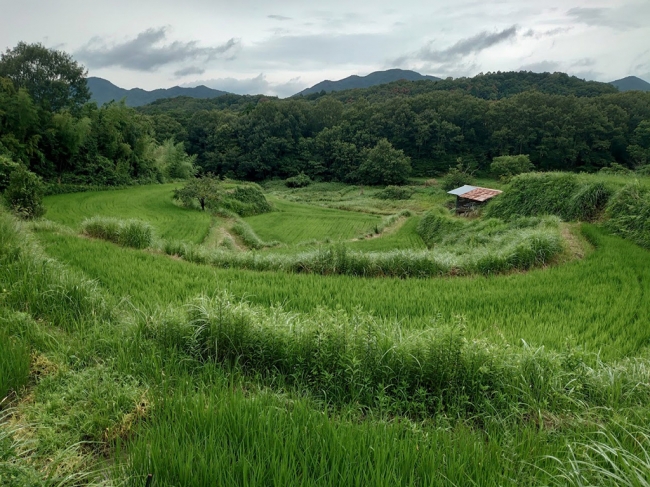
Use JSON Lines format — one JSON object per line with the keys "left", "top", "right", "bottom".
{"left": 1, "top": 42, "right": 649, "bottom": 193}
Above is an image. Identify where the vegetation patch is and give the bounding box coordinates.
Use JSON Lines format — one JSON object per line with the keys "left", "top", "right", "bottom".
{"left": 605, "top": 182, "right": 650, "bottom": 249}
{"left": 81, "top": 216, "right": 154, "bottom": 249}
{"left": 375, "top": 185, "right": 414, "bottom": 200}
{"left": 486, "top": 172, "right": 614, "bottom": 221}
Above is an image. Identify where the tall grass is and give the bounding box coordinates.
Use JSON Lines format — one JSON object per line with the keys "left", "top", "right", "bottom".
{"left": 0, "top": 329, "right": 30, "bottom": 402}
{"left": 486, "top": 172, "right": 614, "bottom": 221}
{"left": 140, "top": 293, "right": 650, "bottom": 419}
{"left": 162, "top": 218, "right": 562, "bottom": 278}
{"left": 605, "top": 182, "right": 650, "bottom": 249}
{"left": 0, "top": 208, "right": 111, "bottom": 331}
{"left": 81, "top": 216, "right": 154, "bottom": 249}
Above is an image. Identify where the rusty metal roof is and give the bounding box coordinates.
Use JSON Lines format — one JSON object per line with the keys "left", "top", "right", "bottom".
{"left": 459, "top": 187, "right": 503, "bottom": 202}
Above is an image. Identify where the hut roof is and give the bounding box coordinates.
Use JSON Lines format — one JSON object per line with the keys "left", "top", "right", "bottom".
{"left": 447, "top": 185, "right": 477, "bottom": 196}
{"left": 447, "top": 185, "right": 502, "bottom": 202}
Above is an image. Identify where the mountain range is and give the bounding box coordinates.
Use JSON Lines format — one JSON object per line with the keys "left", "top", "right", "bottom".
{"left": 87, "top": 72, "right": 650, "bottom": 107}
{"left": 295, "top": 69, "right": 441, "bottom": 96}
{"left": 86, "top": 77, "right": 228, "bottom": 107}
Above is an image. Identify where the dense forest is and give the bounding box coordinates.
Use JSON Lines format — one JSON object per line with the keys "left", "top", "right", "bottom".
{"left": 1, "top": 43, "right": 650, "bottom": 189}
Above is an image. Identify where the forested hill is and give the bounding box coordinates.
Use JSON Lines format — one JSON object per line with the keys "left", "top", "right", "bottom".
{"left": 304, "top": 71, "right": 618, "bottom": 102}
{"left": 88, "top": 77, "right": 229, "bottom": 107}
{"left": 296, "top": 69, "right": 440, "bottom": 96}
{"left": 610, "top": 76, "right": 650, "bottom": 92}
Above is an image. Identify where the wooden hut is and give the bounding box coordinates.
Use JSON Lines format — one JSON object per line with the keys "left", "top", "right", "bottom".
{"left": 447, "top": 185, "right": 502, "bottom": 214}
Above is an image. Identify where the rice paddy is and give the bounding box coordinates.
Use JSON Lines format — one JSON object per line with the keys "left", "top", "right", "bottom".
{"left": 3, "top": 175, "right": 650, "bottom": 486}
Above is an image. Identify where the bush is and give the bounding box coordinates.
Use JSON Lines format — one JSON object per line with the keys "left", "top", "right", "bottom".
{"left": 375, "top": 185, "right": 414, "bottom": 200}
{"left": 490, "top": 155, "right": 533, "bottom": 180}
{"left": 285, "top": 172, "right": 312, "bottom": 188}
{"left": 599, "top": 162, "right": 632, "bottom": 175}
{"left": 3, "top": 165, "right": 45, "bottom": 219}
{"left": 81, "top": 216, "right": 154, "bottom": 249}
{"left": 214, "top": 185, "right": 273, "bottom": 217}
{"left": 441, "top": 161, "right": 476, "bottom": 191}
{"left": 0, "top": 155, "right": 20, "bottom": 192}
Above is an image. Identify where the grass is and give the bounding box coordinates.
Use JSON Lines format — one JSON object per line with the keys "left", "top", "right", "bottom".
{"left": 0, "top": 328, "right": 30, "bottom": 403}
{"left": 44, "top": 184, "right": 212, "bottom": 243}
{"left": 6, "top": 177, "right": 650, "bottom": 486}
{"left": 245, "top": 198, "right": 382, "bottom": 244}
{"left": 34, "top": 224, "right": 650, "bottom": 360}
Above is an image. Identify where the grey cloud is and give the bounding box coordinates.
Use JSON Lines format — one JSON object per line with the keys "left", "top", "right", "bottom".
{"left": 523, "top": 27, "right": 571, "bottom": 39}
{"left": 268, "top": 15, "right": 292, "bottom": 21}
{"left": 76, "top": 27, "right": 239, "bottom": 71}
{"left": 567, "top": 7, "right": 638, "bottom": 30}
{"left": 417, "top": 26, "right": 518, "bottom": 63}
{"left": 174, "top": 66, "right": 206, "bottom": 77}
{"left": 183, "top": 73, "right": 307, "bottom": 98}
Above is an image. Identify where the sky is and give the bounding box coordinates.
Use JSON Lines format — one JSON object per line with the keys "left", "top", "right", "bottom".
{"left": 1, "top": 0, "right": 649, "bottom": 97}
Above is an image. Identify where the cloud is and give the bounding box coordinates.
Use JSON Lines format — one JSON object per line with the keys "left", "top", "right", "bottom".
{"left": 76, "top": 27, "right": 239, "bottom": 71}
{"left": 268, "top": 15, "right": 292, "bottom": 21}
{"left": 417, "top": 26, "right": 518, "bottom": 63}
{"left": 173, "top": 66, "right": 206, "bottom": 77}
{"left": 183, "top": 73, "right": 306, "bottom": 98}
{"left": 567, "top": 7, "right": 639, "bottom": 30}
{"left": 523, "top": 27, "right": 572, "bottom": 39}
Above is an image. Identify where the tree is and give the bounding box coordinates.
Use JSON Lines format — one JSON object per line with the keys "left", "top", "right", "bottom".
{"left": 3, "top": 164, "right": 46, "bottom": 219}
{"left": 0, "top": 42, "right": 90, "bottom": 112}
{"left": 356, "top": 139, "right": 411, "bottom": 185}
{"left": 155, "top": 139, "right": 197, "bottom": 180}
{"left": 490, "top": 154, "right": 534, "bottom": 180}
{"left": 0, "top": 155, "right": 20, "bottom": 191}
{"left": 173, "top": 175, "right": 220, "bottom": 211}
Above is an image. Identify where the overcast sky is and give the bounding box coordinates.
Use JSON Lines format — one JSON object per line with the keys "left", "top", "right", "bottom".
{"left": 1, "top": 0, "right": 649, "bottom": 97}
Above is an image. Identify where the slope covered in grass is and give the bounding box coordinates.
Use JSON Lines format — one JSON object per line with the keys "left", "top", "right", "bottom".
{"left": 44, "top": 184, "right": 212, "bottom": 243}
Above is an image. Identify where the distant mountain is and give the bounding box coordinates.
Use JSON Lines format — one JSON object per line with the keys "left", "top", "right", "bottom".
{"left": 610, "top": 76, "right": 650, "bottom": 92}
{"left": 87, "top": 77, "right": 229, "bottom": 107}
{"left": 296, "top": 69, "right": 440, "bottom": 96}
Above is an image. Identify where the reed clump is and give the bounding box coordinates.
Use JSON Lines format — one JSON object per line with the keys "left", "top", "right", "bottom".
{"left": 81, "top": 216, "right": 154, "bottom": 249}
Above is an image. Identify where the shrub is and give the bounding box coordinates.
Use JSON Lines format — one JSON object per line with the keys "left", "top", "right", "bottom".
{"left": 285, "top": 172, "right": 312, "bottom": 188}
{"left": 599, "top": 162, "right": 632, "bottom": 175}
{"left": 214, "top": 185, "right": 272, "bottom": 216}
{"left": 81, "top": 216, "right": 154, "bottom": 249}
{"left": 0, "top": 155, "right": 20, "bottom": 192}
{"left": 441, "top": 161, "right": 476, "bottom": 191}
{"left": 490, "top": 155, "right": 533, "bottom": 180}
{"left": 375, "top": 185, "right": 414, "bottom": 200}
{"left": 3, "top": 165, "right": 46, "bottom": 219}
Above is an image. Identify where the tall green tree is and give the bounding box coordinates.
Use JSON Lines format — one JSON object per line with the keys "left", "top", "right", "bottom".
{"left": 0, "top": 42, "right": 90, "bottom": 112}
{"left": 356, "top": 139, "right": 412, "bottom": 185}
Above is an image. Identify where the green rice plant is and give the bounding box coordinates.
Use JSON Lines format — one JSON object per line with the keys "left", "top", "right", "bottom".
{"left": 44, "top": 184, "right": 212, "bottom": 243}
{"left": 230, "top": 219, "right": 279, "bottom": 250}
{"left": 0, "top": 209, "right": 112, "bottom": 331}
{"left": 81, "top": 216, "right": 153, "bottom": 249}
{"left": 605, "top": 182, "right": 650, "bottom": 249}
{"left": 0, "top": 329, "right": 30, "bottom": 402}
